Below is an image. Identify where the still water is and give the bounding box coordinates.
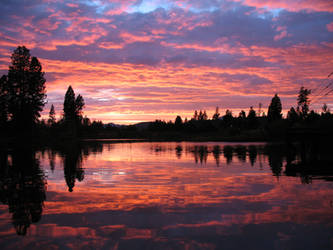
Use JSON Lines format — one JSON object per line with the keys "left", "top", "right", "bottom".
{"left": 0, "top": 142, "right": 332, "bottom": 249}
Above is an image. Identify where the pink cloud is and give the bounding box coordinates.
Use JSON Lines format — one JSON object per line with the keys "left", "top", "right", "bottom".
{"left": 241, "top": 0, "right": 333, "bottom": 12}
{"left": 274, "top": 26, "right": 288, "bottom": 41}
{"left": 327, "top": 22, "right": 333, "bottom": 32}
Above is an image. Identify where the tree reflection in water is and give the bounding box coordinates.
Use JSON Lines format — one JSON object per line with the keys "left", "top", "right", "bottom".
{"left": 61, "top": 145, "right": 84, "bottom": 192}
{"left": 178, "top": 143, "right": 333, "bottom": 183}
{"left": 0, "top": 148, "right": 46, "bottom": 235}
{"left": 55, "top": 142, "right": 103, "bottom": 192}
{"left": 0, "top": 141, "right": 332, "bottom": 241}
{"left": 212, "top": 145, "right": 221, "bottom": 166}
{"left": 0, "top": 142, "right": 104, "bottom": 236}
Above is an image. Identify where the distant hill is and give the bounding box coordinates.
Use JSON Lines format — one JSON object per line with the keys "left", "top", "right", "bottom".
{"left": 133, "top": 122, "right": 153, "bottom": 131}
{"left": 105, "top": 121, "right": 153, "bottom": 130}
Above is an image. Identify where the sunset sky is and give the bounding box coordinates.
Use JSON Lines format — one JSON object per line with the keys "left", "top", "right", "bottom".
{"left": 0, "top": 0, "right": 332, "bottom": 124}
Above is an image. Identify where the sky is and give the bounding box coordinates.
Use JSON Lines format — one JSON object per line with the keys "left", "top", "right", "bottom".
{"left": 0, "top": 0, "right": 332, "bottom": 124}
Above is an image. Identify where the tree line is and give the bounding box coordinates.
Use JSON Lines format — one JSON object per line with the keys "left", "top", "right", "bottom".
{"left": 0, "top": 46, "right": 87, "bottom": 139}
{"left": 0, "top": 46, "right": 332, "bottom": 141}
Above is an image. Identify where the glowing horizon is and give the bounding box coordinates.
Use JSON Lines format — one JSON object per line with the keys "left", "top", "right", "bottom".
{"left": 0, "top": 0, "right": 332, "bottom": 124}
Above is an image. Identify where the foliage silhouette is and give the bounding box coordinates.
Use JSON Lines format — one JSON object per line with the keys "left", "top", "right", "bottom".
{"left": 212, "top": 107, "right": 220, "bottom": 120}
{"left": 287, "top": 107, "right": 299, "bottom": 123}
{"left": 63, "top": 86, "right": 85, "bottom": 137}
{"left": 48, "top": 104, "right": 56, "bottom": 126}
{"left": 4, "top": 46, "right": 46, "bottom": 134}
{"left": 297, "top": 87, "right": 311, "bottom": 119}
{"left": 247, "top": 107, "right": 258, "bottom": 129}
{"left": 175, "top": 116, "right": 183, "bottom": 128}
{"left": 267, "top": 94, "right": 282, "bottom": 122}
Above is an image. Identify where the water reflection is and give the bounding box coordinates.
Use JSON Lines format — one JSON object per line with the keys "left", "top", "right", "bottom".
{"left": 146, "top": 143, "right": 333, "bottom": 184}
{"left": 0, "top": 142, "right": 332, "bottom": 249}
{"left": 212, "top": 145, "right": 221, "bottom": 166}
{"left": 248, "top": 145, "right": 257, "bottom": 166}
{"left": 0, "top": 148, "right": 46, "bottom": 235}
{"left": 58, "top": 144, "right": 85, "bottom": 192}
{"left": 0, "top": 143, "right": 105, "bottom": 235}
{"left": 50, "top": 142, "right": 103, "bottom": 192}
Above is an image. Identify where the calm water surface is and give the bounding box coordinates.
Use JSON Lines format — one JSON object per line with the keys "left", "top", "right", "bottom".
{"left": 0, "top": 142, "right": 332, "bottom": 249}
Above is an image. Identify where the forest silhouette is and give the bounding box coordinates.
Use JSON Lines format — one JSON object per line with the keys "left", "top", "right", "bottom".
{"left": 0, "top": 46, "right": 333, "bottom": 143}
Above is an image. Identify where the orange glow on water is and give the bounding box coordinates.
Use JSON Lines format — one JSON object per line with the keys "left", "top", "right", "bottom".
{"left": 1, "top": 142, "right": 333, "bottom": 249}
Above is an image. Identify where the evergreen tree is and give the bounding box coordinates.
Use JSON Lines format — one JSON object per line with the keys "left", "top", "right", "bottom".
{"left": 6, "top": 46, "right": 46, "bottom": 131}
{"left": 287, "top": 107, "right": 299, "bottom": 123}
{"left": 297, "top": 87, "right": 311, "bottom": 119}
{"left": 175, "top": 115, "right": 182, "bottom": 127}
{"left": 247, "top": 106, "right": 256, "bottom": 119}
{"left": 63, "top": 86, "right": 85, "bottom": 124}
{"left": 247, "top": 107, "right": 257, "bottom": 128}
{"left": 74, "top": 94, "right": 85, "bottom": 120}
{"left": 267, "top": 94, "right": 282, "bottom": 121}
{"left": 63, "top": 86, "right": 76, "bottom": 122}
{"left": 48, "top": 104, "right": 56, "bottom": 125}
{"left": 212, "top": 106, "right": 220, "bottom": 120}
{"left": 63, "top": 86, "right": 85, "bottom": 136}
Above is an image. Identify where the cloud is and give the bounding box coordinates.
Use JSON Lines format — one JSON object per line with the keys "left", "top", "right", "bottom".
{"left": 0, "top": 0, "right": 332, "bottom": 123}
{"left": 239, "top": 0, "right": 333, "bottom": 12}
{"left": 327, "top": 22, "right": 333, "bottom": 32}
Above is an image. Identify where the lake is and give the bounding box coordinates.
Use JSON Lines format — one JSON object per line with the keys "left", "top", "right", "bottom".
{"left": 0, "top": 142, "right": 332, "bottom": 249}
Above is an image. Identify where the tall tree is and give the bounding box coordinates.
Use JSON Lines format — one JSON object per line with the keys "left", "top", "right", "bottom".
{"left": 247, "top": 106, "right": 258, "bottom": 128}
{"left": 63, "top": 86, "right": 85, "bottom": 126}
{"left": 297, "top": 87, "right": 311, "bottom": 118}
{"left": 267, "top": 94, "right": 282, "bottom": 121}
{"left": 63, "top": 86, "right": 76, "bottom": 122}
{"left": 48, "top": 104, "right": 56, "bottom": 125}
{"left": 212, "top": 107, "right": 220, "bottom": 120}
{"left": 74, "top": 94, "right": 85, "bottom": 119}
{"left": 6, "top": 46, "right": 46, "bottom": 130}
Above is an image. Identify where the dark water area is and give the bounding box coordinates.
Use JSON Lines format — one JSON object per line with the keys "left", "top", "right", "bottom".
{"left": 0, "top": 142, "right": 332, "bottom": 250}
